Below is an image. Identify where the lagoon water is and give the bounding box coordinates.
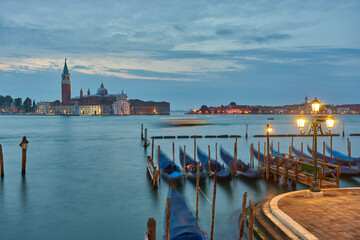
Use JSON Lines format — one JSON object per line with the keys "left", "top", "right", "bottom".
{"left": 0, "top": 114, "right": 359, "bottom": 240}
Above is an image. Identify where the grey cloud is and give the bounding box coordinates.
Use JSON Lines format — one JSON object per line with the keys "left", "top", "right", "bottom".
{"left": 239, "top": 33, "right": 291, "bottom": 44}
{"left": 216, "top": 29, "right": 234, "bottom": 36}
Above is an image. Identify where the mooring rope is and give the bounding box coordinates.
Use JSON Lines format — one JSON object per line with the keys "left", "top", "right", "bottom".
{"left": 198, "top": 187, "right": 212, "bottom": 206}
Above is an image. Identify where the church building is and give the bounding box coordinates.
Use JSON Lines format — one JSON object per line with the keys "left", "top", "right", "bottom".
{"left": 50, "top": 59, "right": 130, "bottom": 115}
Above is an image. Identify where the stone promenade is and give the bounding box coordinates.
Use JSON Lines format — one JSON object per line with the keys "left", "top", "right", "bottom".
{"left": 266, "top": 188, "right": 360, "bottom": 240}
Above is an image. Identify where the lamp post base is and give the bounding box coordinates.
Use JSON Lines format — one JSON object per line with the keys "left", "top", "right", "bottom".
{"left": 306, "top": 190, "right": 323, "bottom": 198}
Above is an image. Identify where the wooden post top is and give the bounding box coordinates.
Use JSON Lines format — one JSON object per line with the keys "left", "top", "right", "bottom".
{"left": 19, "top": 136, "right": 29, "bottom": 149}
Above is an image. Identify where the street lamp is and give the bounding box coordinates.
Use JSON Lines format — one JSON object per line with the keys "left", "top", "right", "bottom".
{"left": 266, "top": 124, "right": 272, "bottom": 180}
{"left": 296, "top": 97, "right": 335, "bottom": 193}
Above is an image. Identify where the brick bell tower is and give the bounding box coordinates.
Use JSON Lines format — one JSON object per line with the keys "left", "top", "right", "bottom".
{"left": 61, "top": 58, "right": 71, "bottom": 104}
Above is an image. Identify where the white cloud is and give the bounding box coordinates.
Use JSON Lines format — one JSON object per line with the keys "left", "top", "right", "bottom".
{"left": 0, "top": 53, "right": 247, "bottom": 81}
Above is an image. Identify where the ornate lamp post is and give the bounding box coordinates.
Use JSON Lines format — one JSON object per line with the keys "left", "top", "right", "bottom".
{"left": 296, "top": 97, "right": 335, "bottom": 193}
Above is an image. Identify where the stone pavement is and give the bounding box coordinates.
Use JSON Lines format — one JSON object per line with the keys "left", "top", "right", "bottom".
{"left": 277, "top": 188, "right": 360, "bottom": 240}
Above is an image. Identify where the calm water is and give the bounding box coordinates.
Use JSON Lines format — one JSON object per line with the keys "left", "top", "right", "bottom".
{"left": 0, "top": 115, "right": 359, "bottom": 240}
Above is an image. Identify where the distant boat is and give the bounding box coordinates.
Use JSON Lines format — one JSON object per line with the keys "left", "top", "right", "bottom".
{"left": 179, "top": 148, "right": 207, "bottom": 180}
{"left": 158, "top": 150, "right": 184, "bottom": 180}
{"left": 165, "top": 188, "right": 207, "bottom": 240}
{"left": 220, "top": 147, "right": 260, "bottom": 179}
{"left": 197, "top": 147, "right": 231, "bottom": 179}
{"left": 162, "top": 117, "right": 210, "bottom": 127}
{"left": 326, "top": 146, "right": 360, "bottom": 165}
{"left": 267, "top": 117, "right": 274, "bottom": 120}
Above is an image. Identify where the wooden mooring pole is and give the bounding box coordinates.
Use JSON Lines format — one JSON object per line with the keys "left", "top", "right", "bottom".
{"left": 248, "top": 199, "right": 255, "bottom": 240}
{"left": 266, "top": 125, "right": 270, "bottom": 180}
{"left": 194, "top": 136, "right": 197, "bottom": 162}
{"left": 184, "top": 146, "right": 186, "bottom": 175}
{"left": 323, "top": 141, "right": 326, "bottom": 162}
{"left": 0, "top": 144, "right": 4, "bottom": 178}
{"left": 151, "top": 137, "right": 154, "bottom": 160}
{"left": 158, "top": 145, "right": 161, "bottom": 182}
{"left": 215, "top": 143, "right": 218, "bottom": 161}
{"left": 342, "top": 122, "right": 345, "bottom": 137}
{"left": 277, "top": 142, "right": 280, "bottom": 154}
{"left": 20, "top": 136, "right": 28, "bottom": 176}
{"left": 172, "top": 142, "right": 175, "bottom": 162}
{"left": 246, "top": 124, "right": 248, "bottom": 139}
{"left": 250, "top": 143, "right": 255, "bottom": 171}
{"left": 210, "top": 172, "right": 217, "bottom": 240}
{"left": 330, "top": 136, "right": 333, "bottom": 158}
{"left": 147, "top": 217, "right": 156, "bottom": 240}
{"left": 301, "top": 142, "right": 303, "bottom": 158}
{"left": 144, "top": 128, "right": 148, "bottom": 148}
{"left": 348, "top": 139, "right": 351, "bottom": 168}
{"left": 258, "top": 141, "right": 260, "bottom": 167}
{"left": 208, "top": 145, "right": 211, "bottom": 175}
{"left": 195, "top": 162, "right": 200, "bottom": 219}
{"left": 250, "top": 144, "right": 254, "bottom": 169}
{"left": 141, "top": 124, "right": 144, "bottom": 140}
{"left": 239, "top": 192, "right": 247, "bottom": 240}
{"left": 165, "top": 198, "right": 171, "bottom": 240}
{"left": 233, "top": 142, "right": 237, "bottom": 175}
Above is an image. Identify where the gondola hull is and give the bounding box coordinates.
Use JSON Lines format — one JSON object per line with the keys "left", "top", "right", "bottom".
{"left": 166, "top": 189, "right": 207, "bottom": 240}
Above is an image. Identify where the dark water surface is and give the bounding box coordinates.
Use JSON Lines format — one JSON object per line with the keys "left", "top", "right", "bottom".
{"left": 0, "top": 115, "right": 359, "bottom": 239}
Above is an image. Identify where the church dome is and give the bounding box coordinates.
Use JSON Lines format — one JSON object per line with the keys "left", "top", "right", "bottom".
{"left": 97, "top": 82, "right": 108, "bottom": 96}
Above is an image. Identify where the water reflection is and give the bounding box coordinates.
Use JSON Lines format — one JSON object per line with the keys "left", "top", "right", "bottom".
{"left": 21, "top": 176, "right": 27, "bottom": 207}
{"left": 0, "top": 178, "right": 4, "bottom": 200}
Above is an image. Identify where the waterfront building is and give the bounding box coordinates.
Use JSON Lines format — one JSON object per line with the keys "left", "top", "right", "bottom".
{"left": 129, "top": 99, "right": 170, "bottom": 115}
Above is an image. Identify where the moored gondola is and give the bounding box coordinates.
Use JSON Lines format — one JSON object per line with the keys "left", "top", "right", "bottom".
{"left": 326, "top": 145, "right": 360, "bottom": 166}
{"left": 305, "top": 146, "right": 360, "bottom": 176}
{"left": 197, "top": 147, "right": 231, "bottom": 179}
{"left": 179, "top": 148, "right": 207, "bottom": 180}
{"left": 165, "top": 188, "right": 207, "bottom": 240}
{"left": 220, "top": 147, "right": 260, "bottom": 179}
{"left": 159, "top": 150, "right": 184, "bottom": 180}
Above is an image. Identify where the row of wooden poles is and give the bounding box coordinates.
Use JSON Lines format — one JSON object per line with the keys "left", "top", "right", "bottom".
{"left": 142, "top": 123, "right": 351, "bottom": 142}
{"left": 141, "top": 123, "right": 249, "bottom": 145}
{"left": 145, "top": 177, "right": 255, "bottom": 240}
{"left": 0, "top": 136, "right": 29, "bottom": 178}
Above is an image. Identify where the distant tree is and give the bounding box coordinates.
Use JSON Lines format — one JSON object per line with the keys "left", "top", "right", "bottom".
{"left": 200, "top": 105, "right": 209, "bottom": 112}
{"left": 0, "top": 95, "right": 4, "bottom": 106}
{"left": 4, "top": 95, "right": 13, "bottom": 106}
{"left": 230, "top": 102, "right": 236, "bottom": 106}
{"left": 14, "top": 98, "right": 22, "bottom": 110}
{"left": 32, "top": 100, "right": 36, "bottom": 112}
{"left": 23, "top": 97, "right": 32, "bottom": 113}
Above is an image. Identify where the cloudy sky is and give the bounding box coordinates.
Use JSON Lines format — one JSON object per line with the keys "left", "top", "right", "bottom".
{"left": 0, "top": 0, "right": 359, "bottom": 109}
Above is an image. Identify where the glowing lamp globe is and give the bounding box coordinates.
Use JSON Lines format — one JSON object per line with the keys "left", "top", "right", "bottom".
{"left": 267, "top": 126, "right": 272, "bottom": 133}
{"left": 312, "top": 97, "right": 321, "bottom": 112}
{"left": 297, "top": 115, "right": 306, "bottom": 130}
{"left": 326, "top": 116, "right": 335, "bottom": 130}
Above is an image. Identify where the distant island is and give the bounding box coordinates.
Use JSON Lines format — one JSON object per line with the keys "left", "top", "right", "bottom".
{"left": 188, "top": 97, "right": 360, "bottom": 115}
{"left": 1, "top": 59, "right": 170, "bottom": 116}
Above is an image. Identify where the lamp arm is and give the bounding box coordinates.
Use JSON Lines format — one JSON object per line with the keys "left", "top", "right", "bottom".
{"left": 300, "top": 122, "right": 315, "bottom": 135}
{"left": 318, "top": 123, "right": 331, "bottom": 135}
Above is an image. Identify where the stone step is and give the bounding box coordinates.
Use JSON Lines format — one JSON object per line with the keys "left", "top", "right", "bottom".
{"left": 254, "top": 199, "right": 286, "bottom": 240}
